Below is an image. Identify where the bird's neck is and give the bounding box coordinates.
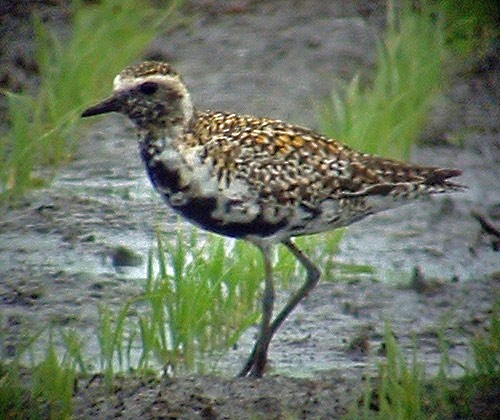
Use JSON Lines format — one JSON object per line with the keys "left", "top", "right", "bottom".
{"left": 137, "top": 120, "right": 194, "bottom": 197}
{"left": 137, "top": 106, "right": 195, "bottom": 151}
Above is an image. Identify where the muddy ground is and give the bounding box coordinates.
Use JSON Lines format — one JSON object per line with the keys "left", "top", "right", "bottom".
{"left": 1, "top": 1, "right": 499, "bottom": 419}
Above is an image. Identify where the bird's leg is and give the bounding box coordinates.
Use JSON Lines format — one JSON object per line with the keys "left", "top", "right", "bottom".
{"left": 239, "top": 244, "right": 275, "bottom": 377}
{"left": 268, "top": 239, "right": 321, "bottom": 338}
{"left": 238, "top": 239, "right": 321, "bottom": 378}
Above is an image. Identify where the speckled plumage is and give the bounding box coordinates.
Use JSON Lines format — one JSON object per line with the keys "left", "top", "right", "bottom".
{"left": 184, "top": 110, "right": 462, "bottom": 237}
{"left": 82, "top": 61, "right": 464, "bottom": 377}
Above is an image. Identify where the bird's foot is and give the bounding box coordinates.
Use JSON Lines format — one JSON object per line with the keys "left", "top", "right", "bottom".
{"left": 238, "top": 344, "right": 267, "bottom": 378}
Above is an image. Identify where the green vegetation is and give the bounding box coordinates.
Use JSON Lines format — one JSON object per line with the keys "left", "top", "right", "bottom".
{"left": 2, "top": 299, "right": 498, "bottom": 418}
{"left": 349, "top": 324, "right": 428, "bottom": 419}
{"left": 450, "top": 308, "right": 500, "bottom": 419}
{"left": 0, "top": 0, "right": 182, "bottom": 205}
{"left": 321, "top": 0, "right": 446, "bottom": 160}
{"left": 31, "top": 336, "right": 77, "bottom": 420}
{"left": 0, "top": 227, "right": 300, "bottom": 416}
{"left": 0, "top": 362, "right": 44, "bottom": 420}
{"left": 136, "top": 231, "right": 262, "bottom": 372}
{"left": 434, "top": 0, "right": 499, "bottom": 58}
{"left": 0, "top": 326, "right": 78, "bottom": 420}
{"left": 345, "top": 309, "right": 500, "bottom": 419}
{"left": 89, "top": 226, "right": 370, "bottom": 382}
{"left": 103, "top": 229, "right": 263, "bottom": 377}
{"left": 312, "top": 0, "right": 450, "bottom": 283}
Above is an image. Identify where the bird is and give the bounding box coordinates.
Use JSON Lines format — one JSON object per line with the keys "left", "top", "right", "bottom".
{"left": 82, "top": 61, "right": 464, "bottom": 378}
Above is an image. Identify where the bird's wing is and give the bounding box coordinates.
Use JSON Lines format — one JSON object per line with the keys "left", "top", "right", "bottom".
{"left": 194, "top": 112, "right": 464, "bottom": 210}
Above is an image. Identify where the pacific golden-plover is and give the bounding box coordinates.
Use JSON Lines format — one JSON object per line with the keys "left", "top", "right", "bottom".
{"left": 82, "top": 61, "right": 464, "bottom": 377}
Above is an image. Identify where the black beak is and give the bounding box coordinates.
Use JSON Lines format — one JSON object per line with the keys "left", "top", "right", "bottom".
{"left": 81, "top": 95, "right": 121, "bottom": 118}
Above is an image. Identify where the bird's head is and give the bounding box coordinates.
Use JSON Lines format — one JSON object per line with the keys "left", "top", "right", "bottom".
{"left": 82, "top": 61, "right": 193, "bottom": 132}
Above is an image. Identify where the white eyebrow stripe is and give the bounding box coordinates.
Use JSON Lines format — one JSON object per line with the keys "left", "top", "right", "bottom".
{"left": 113, "top": 74, "right": 180, "bottom": 91}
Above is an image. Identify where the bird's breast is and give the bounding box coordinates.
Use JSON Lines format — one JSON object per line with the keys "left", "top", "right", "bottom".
{"left": 139, "top": 139, "right": 292, "bottom": 239}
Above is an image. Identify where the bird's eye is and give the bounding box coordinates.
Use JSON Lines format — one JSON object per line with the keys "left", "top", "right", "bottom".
{"left": 139, "top": 82, "right": 159, "bottom": 95}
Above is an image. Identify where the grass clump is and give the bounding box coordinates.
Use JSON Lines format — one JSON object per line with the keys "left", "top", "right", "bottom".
{"left": 321, "top": 0, "right": 446, "bottom": 161}
{"left": 134, "top": 230, "right": 263, "bottom": 373}
{"left": 350, "top": 324, "right": 428, "bottom": 420}
{"left": 0, "top": 0, "right": 182, "bottom": 205}
{"left": 30, "top": 337, "right": 76, "bottom": 419}
{"left": 0, "top": 362, "right": 44, "bottom": 420}
{"left": 446, "top": 307, "right": 500, "bottom": 419}
{"left": 346, "top": 306, "right": 500, "bottom": 419}
{"left": 90, "top": 228, "right": 264, "bottom": 379}
{"left": 0, "top": 328, "right": 78, "bottom": 420}
{"left": 96, "top": 304, "right": 130, "bottom": 390}
{"left": 470, "top": 308, "right": 500, "bottom": 378}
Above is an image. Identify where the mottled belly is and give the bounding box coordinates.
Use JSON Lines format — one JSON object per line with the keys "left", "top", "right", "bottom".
{"left": 165, "top": 193, "right": 289, "bottom": 238}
